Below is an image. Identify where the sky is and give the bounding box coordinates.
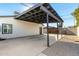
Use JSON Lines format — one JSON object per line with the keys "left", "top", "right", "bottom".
{"left": 0, "top": 3, "right": 79, "bottom": 27}
{"left": 50, "top": 3, "right": 79, "bottom": 27}
{"left": 0, "top": 3, "right": 35, "bottom": 16}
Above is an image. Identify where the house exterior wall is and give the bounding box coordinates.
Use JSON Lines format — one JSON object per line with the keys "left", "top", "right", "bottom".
{"left": 0, "top": 17, "right": 41, "bottom": 39}
{"left": 75, "top": 20, "right": 79, "bottom": 37}
{"left": 77, "top": 26, "right": 79, "bottom": 36}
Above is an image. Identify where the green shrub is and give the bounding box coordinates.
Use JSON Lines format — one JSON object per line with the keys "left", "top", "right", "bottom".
{"left": 73, "top": 8, "right": 79, "bottom": 27}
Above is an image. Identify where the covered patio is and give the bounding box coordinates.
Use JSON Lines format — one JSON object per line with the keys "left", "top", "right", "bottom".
{"left": 0, "top": 35, "right": 57, "bottom": 56}
{"left": 15, "top": 3, "right": 63, "bottom": 47}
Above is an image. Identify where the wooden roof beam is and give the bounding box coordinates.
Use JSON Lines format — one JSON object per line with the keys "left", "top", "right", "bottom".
{"left": 40, "top": 6, "right": 62, "bottom": 22}
{"left": 24, "top": 10, "right": 42, "bottom": 18}
{"left": 15, "top": 3, "right": 43, "bottom": 18}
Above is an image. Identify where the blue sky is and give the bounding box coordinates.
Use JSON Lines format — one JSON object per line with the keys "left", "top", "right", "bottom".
{"left": 0, "top": 3, "right": 79, "bottom": 27}
{"left": 0, "top": 3, "right": 35, "bottom": 16}
{"left": 50, "top": 3, "right": 79, "bottom": 27}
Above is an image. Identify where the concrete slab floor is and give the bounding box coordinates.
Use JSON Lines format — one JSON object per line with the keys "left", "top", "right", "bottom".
{"left": 0, "top": 35, "right": 57, "bottom": 56}
{"left": 42, "top": 35, "right": 79, "bottom": 56}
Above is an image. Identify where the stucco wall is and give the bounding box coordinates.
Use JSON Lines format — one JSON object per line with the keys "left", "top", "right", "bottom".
{"left": 77, "top": 26, "right": 79, "bottom": 36}
{"left": 0, "top": 17, "right": 40, "bottom": 39}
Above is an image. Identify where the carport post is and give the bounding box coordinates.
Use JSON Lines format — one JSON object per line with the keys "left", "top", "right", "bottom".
{"left": 47, "top": 14, "right": 49, "bottom": 47}
{"left": 57, "top": 22, "right": 59, "bottom": 40}
{"left": 61, "top": 22, "right": 63, "bottom": 38}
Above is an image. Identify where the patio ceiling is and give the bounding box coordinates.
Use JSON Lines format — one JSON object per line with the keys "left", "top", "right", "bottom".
{"left": 15, "top": 3, "right": 63, "bottom": 23}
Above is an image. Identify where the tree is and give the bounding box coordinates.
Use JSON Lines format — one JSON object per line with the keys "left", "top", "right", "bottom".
{"left": 72, "top": 8, "right": 79, "bottom": 27}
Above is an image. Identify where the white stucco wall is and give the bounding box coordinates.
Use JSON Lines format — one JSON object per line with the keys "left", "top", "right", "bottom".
{"left": 77, "top": 26, "right": 79, "bottom": 37}
{"left": 75, "top": 19, "right": 79, "bottom": 37}
{"left": 0, "top": 17, "right": 41, "bottom": 39}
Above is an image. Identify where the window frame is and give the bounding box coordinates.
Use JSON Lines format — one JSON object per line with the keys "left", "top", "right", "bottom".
{"left": 2, "top": 24, "right": 13, "bottom": 34}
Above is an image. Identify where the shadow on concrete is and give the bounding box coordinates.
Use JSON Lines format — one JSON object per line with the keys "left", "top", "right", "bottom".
{"left": 42, "top": 41, "right": 79, "bottom": 56}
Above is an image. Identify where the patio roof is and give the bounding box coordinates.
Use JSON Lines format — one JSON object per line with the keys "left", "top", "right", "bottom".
{"left": 15, "top": 3, "right": 63, "bottom": 23}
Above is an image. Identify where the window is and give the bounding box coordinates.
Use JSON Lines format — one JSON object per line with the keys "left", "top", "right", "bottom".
{"left": 2, "top": 24, "right": 12, "bottom": 34}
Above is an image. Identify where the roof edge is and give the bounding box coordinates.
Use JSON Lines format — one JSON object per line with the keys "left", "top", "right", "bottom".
{"left": 0, "top": 15, "right": 15, "bottom": 17}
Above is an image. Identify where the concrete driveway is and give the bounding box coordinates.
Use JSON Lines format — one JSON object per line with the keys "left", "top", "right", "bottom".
{"left": 42, "top": 35, "right": 79, "bottom": 56}
{"left": 1, "top": 34, "right": 78, "bottom": 56}
{"left": 0, "top": 35, "right": 57, "bottom": 56}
